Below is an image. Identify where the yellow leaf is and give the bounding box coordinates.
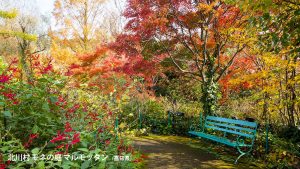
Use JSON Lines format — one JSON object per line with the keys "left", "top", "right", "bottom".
{"left": 119, "top": 123, "right": 126, "bottom": 129}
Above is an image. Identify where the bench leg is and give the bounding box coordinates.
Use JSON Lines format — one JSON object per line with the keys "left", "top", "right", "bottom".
{"left": 234, "top": 152, "right": 246, "bottom": 164}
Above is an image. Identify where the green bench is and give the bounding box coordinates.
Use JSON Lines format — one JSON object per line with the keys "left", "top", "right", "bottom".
{"left": 188, "top": 116, "right": 258, "bottom": 164}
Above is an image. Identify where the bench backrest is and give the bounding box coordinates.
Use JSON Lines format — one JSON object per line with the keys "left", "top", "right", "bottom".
{"left": 204, "top": 116, "right": 258, "bottom": 142}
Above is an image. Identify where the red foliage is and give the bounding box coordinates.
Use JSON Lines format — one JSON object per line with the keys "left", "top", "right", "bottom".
{"left": 65, "top": 104, "right": 80, "bottom": 119}
{"left": 78, "top": 47, "right": 108, "bottom": 64}
{"left": 23, "top": 133, "right": 39, "bottom": 148}
{"left": 216, "top": 6, "right": 239, "bottom": 28}
{"left": 30, "top": 54, "right": 54, "bottom": 75}
{"left": 56, "top": 144, "right": 64, "bottom": 149}
{"left": 219, "top": 54, "right": 257, "bottom": 102}
{"left": 50, "top": 128, "right": 81, "bottom": 154}
{"left": 40, "top": 64, "right": 53, "bottom": 74}
{"left": 105, "top": 139, "right": 110, "bottom": 146}
{"left": 54, "top": 96, "right": 68, "bottom": 108}
{"left": 64, "top": 122, "right": 73, "bottom": 132}
{"left": 0, "top": 75, "right": 10, "bottom": 83}
{"left": 85, "top": 112, "right": 99, "bottom": 121}
{"left": 50, "top": 131, "right": 66, "bottom": 143}
{"left": 0, "top": 58, "right": 19, "bottom": 85}
{"left": 133, "top": 158, "right": 142, "bottom": 163}
{"left": 68, "top": 45, "right": 161, "bottom": 93}
{"left": 2, "top": 91, "right": 18, "bottom": 105}
{"left": 109, "top": 35, "right": 141, "bottom": 56}
{"left": 71, "top": 132, "right": 80, "bottom": 145}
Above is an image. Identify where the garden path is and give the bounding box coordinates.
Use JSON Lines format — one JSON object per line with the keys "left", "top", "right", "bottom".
{"left": 133, "top": 135, "right": 258, "bottom": 169}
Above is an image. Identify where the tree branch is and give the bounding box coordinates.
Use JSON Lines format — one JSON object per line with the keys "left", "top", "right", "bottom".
{"left": 216, "top": 45, "right": 246, "bottom": 81}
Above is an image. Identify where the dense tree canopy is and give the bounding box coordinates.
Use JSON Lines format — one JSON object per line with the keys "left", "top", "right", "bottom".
{"left": 115, "top": 0, "right": 254, "bottom": 115}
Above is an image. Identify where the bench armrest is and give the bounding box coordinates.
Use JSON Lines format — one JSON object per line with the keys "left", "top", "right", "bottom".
{"left": 236, "top": 135, "right": 253, "bottom": 154}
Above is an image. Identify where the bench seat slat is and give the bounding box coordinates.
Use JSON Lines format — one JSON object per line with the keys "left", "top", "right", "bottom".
{"left": 206, "top": 116, "right": 257, "bottom": 128}
{"left": 205, "top": 125, "right": 255, "bottom": 138}
{"left": 206, "top": 121, "right": 256, "bottom": 133}
{"left": 188, "top": 131, "right": 251, "bottom": 147}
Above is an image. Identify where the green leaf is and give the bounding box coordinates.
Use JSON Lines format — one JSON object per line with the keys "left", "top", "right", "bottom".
{"left": 42, "top": 102, "right": 50, "bottom": 111}
{"left": 80, "top": 140, "right": 87, "bottom": 148}
{"left": 81, "top": 160, "right": 91, "bottom": 169}
{"left": 61, "top": 160, "right": 71, "bottom": 169}
{"left": 49, "top": 96, "right": 58, "bottom": 103}
{"left": 31, "top": 148, "right": 39, "bottom": 154}
{"left": 78, "top": 148, "right": 89, "bottom": 152}
{"left": 32, "top": 125, "right": 39, "bottom": 133}
{"left": 37, "top": 161, "right": 45, "bottom": 169}
{"left": 26, "top": 94, "right": 32, "bottom": 99}
{"left": 3, "top": 111, "right": 12, "bottom": 117}
{"left": 97, "top": 162, "right": 106, "bottom": 169}
{"left": 38, "top": 78, "right": 48, "bottom": 82}
{"left": 0, "top": 146, "right": 9, "bottom": 152}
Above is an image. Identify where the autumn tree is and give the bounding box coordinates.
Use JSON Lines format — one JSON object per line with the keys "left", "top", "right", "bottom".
{"left": 0, "top": 0, "right": 51, "bottom": 82}
{"left": 118, "top": 0, "right": 252, "bottom": 115}
{"left": 66, "top": 45, "right": 161, "bottom": 97}
{"left": 52, "top": 0, "right": 107, "bottom": 53}
{"left": 0, "top": 9, "right": 37, "bottom": 46}
{"left": 228, "top": 0, "right": 300, "bottom": 126}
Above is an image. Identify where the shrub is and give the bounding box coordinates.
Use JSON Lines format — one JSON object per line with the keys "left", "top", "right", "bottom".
{"left": 0, "top": 58, "right": 141, "bottom": 169}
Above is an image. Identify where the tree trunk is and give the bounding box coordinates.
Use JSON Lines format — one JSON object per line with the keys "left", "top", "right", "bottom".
{"left": 19, "top": 48, "right": 33, "bottom": 83}
{"left": 83, "top": 1, "right": 89, "bottom": 51}
{"left": 201, "top": 79, "right": 219, "bottom": 116}
{"left": 18, "top": 25, "right": 34, "bottom": 83}
{"left": 262, "top": 92, "right": 269, "bottom": 121}
{"left": 286, "top": 57, "right": 297, "bottom": 126}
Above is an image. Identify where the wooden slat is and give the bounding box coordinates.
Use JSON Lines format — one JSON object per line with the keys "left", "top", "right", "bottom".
{"left": 188, "top": 131, "right": 253, "bottom": 147}
{"left": 188, "top": 131, "right": 236, "bottom": 147}
{"left": 206, "top": 121, "right": 256, "bottom": 133}
{"left": 206, "top": 116, "right": 257, "bottom": 128}
{"left": 205, "top": 125, "right": 255, "bottom": 138}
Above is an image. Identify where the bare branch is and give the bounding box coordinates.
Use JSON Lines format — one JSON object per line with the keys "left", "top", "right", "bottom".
{"left": 216, "top": 45, "right": 246, "bottom": 81}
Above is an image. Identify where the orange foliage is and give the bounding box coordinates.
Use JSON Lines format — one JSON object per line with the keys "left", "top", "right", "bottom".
{"left": 206, "top": 40, "right": 216, "bottom": 49}
{"left": 79, "top": 47, "right": 108, "bottom": 64}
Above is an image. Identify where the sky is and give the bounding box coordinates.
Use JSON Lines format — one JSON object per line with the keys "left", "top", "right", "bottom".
{"left": 35, "top": 0, "right": 126, "bottom": 28}
{"left": 0, "top": 0, "right": 127, "bottom": 33}
{"left": 36, "top": 0, "right": 126, "bottom": 15}
{"left": 37, "top": 0, "right": 55, "bottom": 15}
